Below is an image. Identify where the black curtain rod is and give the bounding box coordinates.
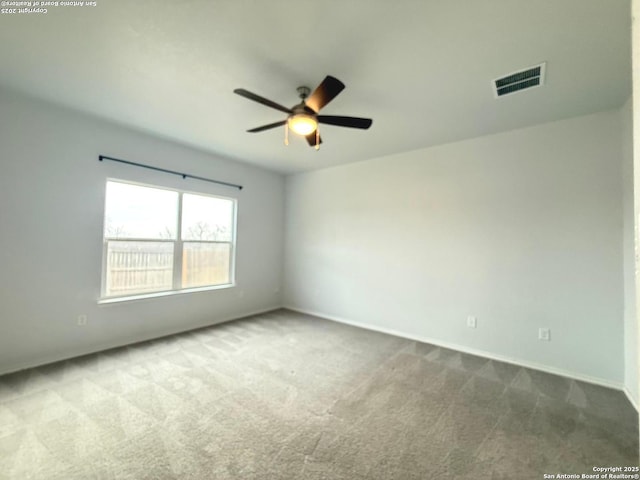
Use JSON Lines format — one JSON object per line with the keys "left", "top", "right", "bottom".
{"left": 98, "top": 155, "right": 243, "bottom": 190}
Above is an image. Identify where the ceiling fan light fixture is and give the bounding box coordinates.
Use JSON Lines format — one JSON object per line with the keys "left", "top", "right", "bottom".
{"left": 288, "top": 113, "right": 317, "bottom": 135}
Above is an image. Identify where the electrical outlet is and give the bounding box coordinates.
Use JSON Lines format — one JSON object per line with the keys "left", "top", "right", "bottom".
{"left": 538, "top": 327, "right": 550, "bottom": 341}
{"left": 77, "top": 314, "right": 87, "bottom": 326}
{"left": 467, "top": 316, "right": 477, "bottom": 328}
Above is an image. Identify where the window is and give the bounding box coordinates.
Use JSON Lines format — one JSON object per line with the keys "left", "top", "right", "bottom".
{"left": 101, "top": 180, "right": 235, "bottom": 300}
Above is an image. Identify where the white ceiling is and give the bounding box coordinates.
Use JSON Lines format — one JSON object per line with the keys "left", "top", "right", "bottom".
{"left": 0, "top": 0, "right": 631, "bottom": 174}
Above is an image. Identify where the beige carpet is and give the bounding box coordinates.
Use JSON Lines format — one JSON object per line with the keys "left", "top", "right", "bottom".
{"left": 0, "top": 309, "right": 637, "bottom": 479}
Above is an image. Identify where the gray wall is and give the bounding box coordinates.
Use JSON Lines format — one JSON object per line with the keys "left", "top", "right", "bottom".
{"left": 0, "top": 88, "right": 285, "bottom": 374}
{"left": 621, "top": 96, "right": 638, "bottom": 406}
{"left": 284, "top": 110, "right": 625, "bottom": 386}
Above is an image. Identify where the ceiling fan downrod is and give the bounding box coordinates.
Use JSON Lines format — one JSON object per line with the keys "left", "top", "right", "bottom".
{"left": 297, "top": 86, "right": 311, "bottom": 100}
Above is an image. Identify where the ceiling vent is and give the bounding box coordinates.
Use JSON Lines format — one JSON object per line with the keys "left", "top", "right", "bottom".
{"left": 493, "top": 62, "right": 546, "bottom": 98}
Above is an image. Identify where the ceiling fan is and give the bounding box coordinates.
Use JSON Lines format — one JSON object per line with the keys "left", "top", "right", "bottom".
{"left": 233, "top": 75, "right": 372, "bottom": 150}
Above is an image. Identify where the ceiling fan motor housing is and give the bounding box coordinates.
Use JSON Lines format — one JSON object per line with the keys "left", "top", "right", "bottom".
{"left": 291, "top": 103, "right": 317, "bottom": 116}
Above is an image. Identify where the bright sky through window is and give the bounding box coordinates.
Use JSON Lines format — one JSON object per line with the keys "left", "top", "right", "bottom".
{"left": 105, "top": 182, "right": 178, "bottom": 239}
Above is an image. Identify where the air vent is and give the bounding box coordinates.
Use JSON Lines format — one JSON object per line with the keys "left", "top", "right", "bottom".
{"left": 493, "top": 63, "right": 546, "bottom": 98}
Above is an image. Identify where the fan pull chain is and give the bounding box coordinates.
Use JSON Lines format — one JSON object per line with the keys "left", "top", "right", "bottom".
{"left": 315, "top": 128, "right": 320, "bottom": 150}
{"left": 284, "top": 123, "right": 289, "bottom": 146}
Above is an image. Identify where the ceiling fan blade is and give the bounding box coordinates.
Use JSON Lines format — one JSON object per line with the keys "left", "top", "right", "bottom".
{"left": 234, "top": 88, "right": 292, "bottom": 114}
{"left": 305, "top": 132, "right": 323, "bottom": 147}
{"left": 317, "top": 115, "right": 373, "bottom": 129}
{"left": 305, "top": 76, "right": 345, "bottom": 113}
{"left": 246, "top": 120, "right": 287, "bottom": 133}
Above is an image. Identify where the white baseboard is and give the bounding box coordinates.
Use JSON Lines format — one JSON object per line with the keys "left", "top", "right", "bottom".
{"left": 0, "top": 306, "right": 281, "bottom": 377}
{"left": 6, "top": 303, "right": 638, "bottom": 414}
{"left": 285, "top": 305, "right": 631, "bottom": 396}
{"left": 623, "top": 386, "right": 640, "bottom": 412}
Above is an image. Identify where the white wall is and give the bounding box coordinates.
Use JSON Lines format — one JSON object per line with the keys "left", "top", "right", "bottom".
{"left": 622, "top": 96, "right": 638, "bottom": 405}
{"left": 632, "top": 0, "right": 640, "bottom": 411}
{"left": 0, "top": 88, "right": 285, "bottom": 374}
{"left": 284, "top": 110, "right": 624, "bottom": 385}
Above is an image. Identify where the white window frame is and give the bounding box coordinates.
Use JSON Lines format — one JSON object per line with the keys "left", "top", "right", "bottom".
{"left": 99, "top": 179, "right": 237, "bottom": 304}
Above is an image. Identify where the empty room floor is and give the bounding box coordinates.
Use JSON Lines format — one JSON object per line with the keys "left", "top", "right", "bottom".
{"left": 0, "top": 309, "right": 637, "bottom": 479}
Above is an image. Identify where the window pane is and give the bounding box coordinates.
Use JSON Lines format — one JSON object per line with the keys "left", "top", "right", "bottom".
{"left": 181, "top": 194, "right": 233, "bottom": 241}
{"left": 105, "top": 181, "right": 178, "bottom": 239}
{"left": 182, "top": 242, "right": 231, "bottom": 288}
{"left": 105, "top": 241, "right": 174, "bottom": 296}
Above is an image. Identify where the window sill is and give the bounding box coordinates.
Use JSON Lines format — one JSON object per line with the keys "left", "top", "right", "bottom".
{"left": 98, "top": 283, "right": 235, "bottom": 305}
